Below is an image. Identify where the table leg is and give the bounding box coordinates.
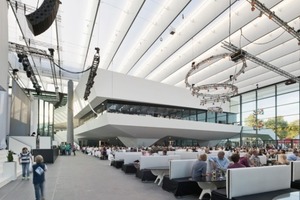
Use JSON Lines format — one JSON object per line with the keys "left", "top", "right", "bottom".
{"left": 197, "top": 182, "right": 217, "bottom": 199}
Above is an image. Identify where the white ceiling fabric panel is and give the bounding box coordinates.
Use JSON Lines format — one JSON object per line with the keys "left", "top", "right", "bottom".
{"left": 6, "top": 0, "right": 299, "bottom": 98}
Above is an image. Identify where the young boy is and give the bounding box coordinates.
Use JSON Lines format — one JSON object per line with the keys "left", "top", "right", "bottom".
{"left": 32, "top": 155, "right": 47, "bottom": 200}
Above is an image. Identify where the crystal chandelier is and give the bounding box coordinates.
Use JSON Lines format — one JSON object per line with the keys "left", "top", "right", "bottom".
{"left": 185, "top": 53, "right": 247, "bottom": 112}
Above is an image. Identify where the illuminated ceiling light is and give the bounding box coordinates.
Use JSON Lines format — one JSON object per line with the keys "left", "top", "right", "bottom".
{"left": 143, "top": 2, "right": 247, "bottom": 80}
{"left": 170, "top": 26, "right": 176, "bottom": 35}
{"left": 12, "top": 68, "right": 19, "bottom": 75}
{"left": 117, "top": 0, "right": 173, "bottom": 72}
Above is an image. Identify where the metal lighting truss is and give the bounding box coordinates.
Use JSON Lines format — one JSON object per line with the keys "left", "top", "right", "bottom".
{"left": 222, "top": 41, "right": 300, "bottom": 83}
{"left": 248, "top": 0, "right": 300, "bottom": 45}
{"left": 8, "top": 42, "right": 51, "bottom": 95}
{"left": 22, "top": 55, "right": 42, "bottom": 94}
{"left": 9, "top": 42, "right": 48, "bottom": 57}
{"left": 84, "top": 48, "right": 100, "bottom": 101}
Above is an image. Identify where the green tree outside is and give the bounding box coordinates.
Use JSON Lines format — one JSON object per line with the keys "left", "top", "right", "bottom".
{"left": 264, "top": 116, "right": 288, "bottom": 140}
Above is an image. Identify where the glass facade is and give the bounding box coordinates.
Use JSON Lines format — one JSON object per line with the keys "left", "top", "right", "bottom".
{"left": 77, "top": 82, "right": 299, "bottom": 148}
{"left": 229, "top": 82, "right": 300, "bottom": 148}
{"left": 78, "top": 100, "right": 237, "bottom": 126}
{"left": 38, "top": 99, "right": 54, "bottom": 137}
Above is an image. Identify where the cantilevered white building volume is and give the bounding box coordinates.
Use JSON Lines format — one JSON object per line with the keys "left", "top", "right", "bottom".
{"left": 59, "top": 68, "right": 242, "bottom": 147}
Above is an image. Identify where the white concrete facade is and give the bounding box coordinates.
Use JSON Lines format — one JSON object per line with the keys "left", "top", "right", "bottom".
{"left": 70, "top": 68, "right": 239, "bottom": 146}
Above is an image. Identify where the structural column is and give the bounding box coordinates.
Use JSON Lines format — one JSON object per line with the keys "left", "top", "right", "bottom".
{"left": 0, "top": 0, "right": 9, "bottom": 149}
{"left": 67, "top": 80, "right": 74, "bottom": 144}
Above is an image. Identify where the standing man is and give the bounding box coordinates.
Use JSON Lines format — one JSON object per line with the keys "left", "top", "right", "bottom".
{"left": 19, "top": 147, "right": 32, "bottom": 180}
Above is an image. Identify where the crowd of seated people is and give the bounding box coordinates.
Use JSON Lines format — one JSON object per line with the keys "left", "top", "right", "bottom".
{"left": 79, "top": 144, "right": 300, "bottom": 169}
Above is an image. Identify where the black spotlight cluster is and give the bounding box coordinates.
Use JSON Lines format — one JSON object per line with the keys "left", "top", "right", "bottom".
{"left": 84, "top": 47, "right": 100, "bottom": 101}
{"left": 17, "top": 53, "right": 42, "bottom": 95}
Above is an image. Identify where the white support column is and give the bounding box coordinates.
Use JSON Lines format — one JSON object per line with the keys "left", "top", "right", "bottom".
{"left": 0, "top": 91, "right": 9, "bottom": 149}
{"left": 0, "top": 0, "right": 9, "bottom": 149}
{"left": 30, "top": 98, "right": 39, "bottom": 134}
{"left": 0, "top": 0, "right": 8, "bottom": 91}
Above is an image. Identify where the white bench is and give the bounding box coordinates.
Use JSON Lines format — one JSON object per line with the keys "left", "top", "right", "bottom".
{"left": 174, "top": 152, "right": 199, "bottom": 159}
{"left": 114, "top": 152, "right": 141, "bottom": 161}
{"left": 139, "top": 155, "right": 181, "bottom": 170}
{"left": 140, "top": 155, "right": 180, "bottom": 185}
{"left": 123, "top": 153, "right": 142, "bottom": 165}
{"left": 162, "top": 159, "right": 202, "bottom": 197}
{"left": 169, "top": 159, "right": 196, "bottom": 179}
{"left": 291, "top": 161, "right": 300, "bottom": 181}
{"left": 291, "top": 161, "right": 300, "bottom": 190}
{"left": 226, "top": 165, "right": 291, "bottom": 199}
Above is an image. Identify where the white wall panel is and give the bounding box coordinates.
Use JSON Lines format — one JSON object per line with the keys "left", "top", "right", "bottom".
{"left": 74, "top": 68, "right": 230, "bottom": 118}
{"left": 0, "top": 0, "right": 8, "bottom": 91}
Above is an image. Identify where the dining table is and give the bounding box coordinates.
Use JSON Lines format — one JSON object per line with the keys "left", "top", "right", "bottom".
{"left": 196, "top": 174, "right": 226, "bottom": 199}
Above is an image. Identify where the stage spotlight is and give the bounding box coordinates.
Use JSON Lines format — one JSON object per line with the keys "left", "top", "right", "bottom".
{"left": 26, "top": 71, "right": 32, "bottom": 78}
{"left": 22, "top": 56, "right": 30, "bottom": 71}
{"left": 17, "top": 53, "right": 24, "bottom": 63}
{"left": 12, "top": 69, "right": 19, "bottom": 75}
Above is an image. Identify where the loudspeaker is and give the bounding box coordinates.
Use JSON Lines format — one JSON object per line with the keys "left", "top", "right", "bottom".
{"left": 25, "top": 0, "right": 60, "bottom": 36}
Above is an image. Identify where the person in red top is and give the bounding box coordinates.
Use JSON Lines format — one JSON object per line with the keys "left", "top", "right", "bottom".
{"left": 228, "top": 153, "right": 245, "bottom": 168}
{"left": 238, "top": 153, "right": 251, "bottom": 167}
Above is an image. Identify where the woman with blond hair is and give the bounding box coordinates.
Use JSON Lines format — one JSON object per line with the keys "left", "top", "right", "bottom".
{"left": 276, "top": 153, "right": 289, "bottom": 165}
{"left": 191, "top": 153, "right": 207, "bottom": 181}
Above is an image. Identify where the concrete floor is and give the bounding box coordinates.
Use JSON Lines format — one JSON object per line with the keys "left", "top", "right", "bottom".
{"left": 0, "top": 152, "right": 199, "bottom": 200}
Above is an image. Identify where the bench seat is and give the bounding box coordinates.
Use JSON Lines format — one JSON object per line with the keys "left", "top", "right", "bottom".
{"left": 291, "top": 180, "right": 300, "bottom": 190}
{"left": 111, "top": 160, "right": 124, "bottom": 169}
{"left": 162, "top": 176, "right": 201, "bottom": 197}
{"left": 121, "top": 163, "right": 137, "bottom": 174}
{"left": 212, "top": 188, "right": 299, "bottom": 200}
{"left": 135, "top": 168, "right": 157, "bottom": 182}
{"left": 291, "top": 161, "right": 300, "bottom": 189}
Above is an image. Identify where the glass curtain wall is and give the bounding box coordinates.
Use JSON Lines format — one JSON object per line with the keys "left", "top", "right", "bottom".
{"left": 230, "top": 82, "right": 300, "bottom": 148}
{"left": 38, "top": 99, "right": 54, "bottom": 137}
{"left": 78, "top": 100, "right": 237, "bottom": 126}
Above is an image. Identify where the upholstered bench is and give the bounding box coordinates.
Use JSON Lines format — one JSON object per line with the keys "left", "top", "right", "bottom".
{"left": 111, "top": 160, "right": 124, "bottom": 169}
{"left": 212, "top": 188, "right": 299, "bottom": 200}
{"left": 122, "top": 163, "right": 137, "bottom": 174}
{"left": 135, "top": 168, "right": 157, "bottom": 182}
{"left": 162, "top": 176, "right": 201, "bottom": 197}
{"left": 212, "top": 165, "right": 293, "bottom": 200}
{"left": 291, "top": 161, "right": 300, "bottom": 189}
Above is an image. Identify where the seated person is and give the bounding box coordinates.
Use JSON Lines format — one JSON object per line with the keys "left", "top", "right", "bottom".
{"left": 209, "top": 151, "right": 230, "bottom": 173}
{"left": 276, "top": 154, "right": 289, "bottom": 165}
{"left": 191, "top": 153, "right": 207, "bottom": 181}
{"left": 162, "top": 149, "right": 167, "bottom": 156}
{"left": 267, "top": 149, "right": 277, "bottom": 159}
{"left": 239, "top": 153, "right": 251, "bottom": 167}
{"left": 250, "top": 150, "right": 262, "bottom": 167}
{"left": 228, "top": 153, "right": 245, "bottom": 169}
{"left": 287, "top": 149, "right": 299, "bottom": 161}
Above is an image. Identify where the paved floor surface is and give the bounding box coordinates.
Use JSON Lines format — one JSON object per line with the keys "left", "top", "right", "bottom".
{"left": 0, "top": 152, "right": 199, "bottom": 200}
